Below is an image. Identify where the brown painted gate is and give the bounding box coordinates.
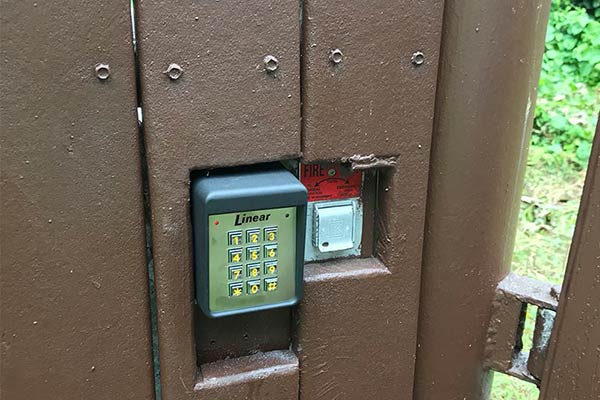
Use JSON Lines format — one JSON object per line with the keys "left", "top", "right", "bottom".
{"left": 1, "top": 0, "right": 598, "bottom": 400}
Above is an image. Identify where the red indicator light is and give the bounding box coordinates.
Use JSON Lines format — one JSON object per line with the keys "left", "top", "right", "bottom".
{"left": 214, "top": 220, "right": 219, "bottom": 225}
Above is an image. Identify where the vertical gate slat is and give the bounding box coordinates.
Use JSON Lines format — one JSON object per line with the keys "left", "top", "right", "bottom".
{"left": 0, "top": 1, "right": 154, "bottom": 399}
{"left": 539, "top": 119, "right": 600, "bottom": 399}
{"left": 414, "top": 1, "right": 551, "bottom": 399}
{"left": 295, "top": 0, "right": 445, "bottom": 398}
{"left": 134, "top": 1, "right": 301, "bottom": 398}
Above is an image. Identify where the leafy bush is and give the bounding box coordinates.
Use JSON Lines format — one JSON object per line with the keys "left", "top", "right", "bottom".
{"left": 533, "top": 0, "right": 600, "bottom": 169}
{"left": 572, "top": 0, "right": 600, "bottom": 18}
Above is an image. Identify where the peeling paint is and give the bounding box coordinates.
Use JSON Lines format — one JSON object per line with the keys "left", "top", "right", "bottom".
{"left": 341, "top": 154, "right": 398, "bottom": 171}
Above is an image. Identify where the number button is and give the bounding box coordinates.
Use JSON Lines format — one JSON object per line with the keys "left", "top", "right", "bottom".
{"left": 246, "top": 229, "right": 260, "bottom": 244}
{"left": 247, "top": 280, "right": 261, "bottom": 295}
{"left": 264, "top": 227, "right": 277, "bottom": 242}
{"left": 228, "top": 266, "right": 243, "bottom": 280}
{"left": 229, "top": 282, "right": 243, "bottom": 297}
{"left": 265, "top": 277, "right": 278, "bottom": 292}
{"left": 228, "top": 231, "right": 243, "bottom": 246}
{"left": 246, "top": 246, "right": 260, "bottom": 261}
{"left": 228, "top": 248, "right": 242, "bottom": 263}
{"left": 264, "top": 261, "right": 277, "bottom": 275}
{"left": 264, "top": 244, "right": 277, "bottom": 259}
{"left": 247, "top": 263, "right": 261, "bottom": 278}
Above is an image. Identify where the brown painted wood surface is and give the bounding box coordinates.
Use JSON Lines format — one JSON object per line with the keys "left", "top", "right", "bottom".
{"left": 295, "top": 166, "right": 434, "bottom": 400}
{"left": 301, "top": 0, "right": 444, "bottom": 162}
{"left": 0, "top": 1, "right": 154, "bottom": 399}
{"left": 296, "top": 1, "right": 443, "bottom": 397}
{"left": 414, "top": 1, "right": 551, "bottom": 399}
{"left": 134, "top": 1, "right": 301, "bottom": 398}
{"left": 540, "top": 120, "right": 600, "bottom": 400}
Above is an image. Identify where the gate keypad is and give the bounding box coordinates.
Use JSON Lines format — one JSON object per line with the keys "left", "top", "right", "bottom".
{"left": 194, "top": 169, "right": 305, "bottom": 318}
{"left": 226, "top": 226, "right": 280, "bottom": 297}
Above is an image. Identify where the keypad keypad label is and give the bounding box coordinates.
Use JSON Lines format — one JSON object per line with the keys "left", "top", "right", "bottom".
{"left": 246, "top": 229, "right": 260, "bottom": 244}
{"left": 264, "top": 227, "right": 277, "bottom": 242}
{"left": 265, "top": 277, "right": 278, "bottom": 292}
{"left": 228, "top": 265, "right": 243, "bottom": 280}
{"left": 247, "top": 263, "right": 261, "bottom": 278}
{"left": 228, "top": 248, "right": 242, "bottom": 263}
{"left": 246, "top": 246, "right": 261, "bottom": 261}
{"left": 264, "top": 244, "right": 277, "bottom": 259}
{"left": 228, "top": 231, "right": 243, "bottom": 246}
{"left": 229, "top": 282, "right": 243, "bottom": 297}
{"left": 247, "top": 280, "right": 261, "bottom": 295}
{"left": 264, "top": 261, "right": 277, "bottom": 275}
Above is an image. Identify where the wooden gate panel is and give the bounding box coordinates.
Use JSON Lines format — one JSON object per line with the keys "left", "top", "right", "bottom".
{"left": 0, "top": 1, "right": 154, "bottom": 399}
{"left": 295, "top": 164, "right": 432, "bottom": 399}
{"left": 301, "top": 0, "right": 444, "bottom": 161}
{"left": 134, "top": 1, "right": 301, "bottom": 398}
{"left": 413, "top": 1, "right": 551, "bottom": 399}
{"left": 296, "top": 1, "right": 443, "bottom": 398}
{"left": 539, "top": 120, "right": 600, "bottom": 399}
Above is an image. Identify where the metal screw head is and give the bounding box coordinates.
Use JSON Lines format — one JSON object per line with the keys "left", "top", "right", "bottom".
{"left": 95, "top": 63, "right": 110, "bottom": 80}
{"left": 411, "top": 51, "right": 425, "bottom": 66}
{"left": 263, "top": 55, "right": 279, "bottom": 73}
{"left": 329, "top": 48, "right": 344, "bottom": 64}
{"left": 165, "top": 63, "right": 183, "bottom": 80}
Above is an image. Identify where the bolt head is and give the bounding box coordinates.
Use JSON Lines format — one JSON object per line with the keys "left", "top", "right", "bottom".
{"left": 165, "top": 63, "right": 183, "bottom": 80}
{"left": 411, "top": 51, "right": 425, "bottom": 66}
{"left": 95, "top": 63, "right": 110, "bottom": 80}
{"left": 263, "top": 55, "right": 279, "bottom": 73}
{"left": 329, "top": 48, "right": 344, "bottom": 64}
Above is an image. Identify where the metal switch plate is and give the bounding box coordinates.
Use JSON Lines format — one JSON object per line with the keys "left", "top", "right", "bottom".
{"left": 304, "top": 198, "right": 363, "bottom": 262}
{"left": 314, "top": 202, "right": 354, "bottom": 252}
{"left": 207, "top": 208, "right": 297, "bottom": 314}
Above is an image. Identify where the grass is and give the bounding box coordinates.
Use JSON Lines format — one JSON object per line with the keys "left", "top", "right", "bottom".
{"left": 489, "top": 149, "right": 588, "bottom": 399}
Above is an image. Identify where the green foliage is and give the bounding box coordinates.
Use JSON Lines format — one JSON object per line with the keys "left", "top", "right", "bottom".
{"left": 533, "top": 0, "right": 600, "bottom": 169}
{"left": 572, "top": 0, "right": 600, "bottom": 18}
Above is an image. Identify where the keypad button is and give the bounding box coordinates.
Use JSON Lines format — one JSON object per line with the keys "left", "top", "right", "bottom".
{"left": 228, "top": 265, "right": 243, "bottom": 280}
{"left": 229, "top": 265, "right": 243, "bottom": 280}
{"left": 264, "top": 227, "right": 277, "bottom": 242}
{"left": 265, "top": 277, "right": 278, "bottom": 292}
{"left": 228, "top": 231, "right": 243, "bottom": 246}
{"left": 246, "top": 246, "right": 261, "bottom": 261}
{"left": 264, "top": 261, "right": 277, "bottom": 275}
{"left": 264, "top": 244, "right": 277, "bottom": 259}
{"left": 246, "top": 229, "right": 260, "bottom": 244}
{"left": 247, "top": 280, "right": 261, "bottom": 295}
{"left": 229, "top": 282, "right": 243, "bottom": 297}
{"left": 228, "top": 248, "right": 242, "bottom": 263}
{"left": 247, "top": 263, "right": 261, "bottom": 278}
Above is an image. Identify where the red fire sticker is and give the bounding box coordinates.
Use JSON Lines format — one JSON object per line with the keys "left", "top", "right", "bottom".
{"left": 300, "top": 163, "right": 362, "bottom": 202}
